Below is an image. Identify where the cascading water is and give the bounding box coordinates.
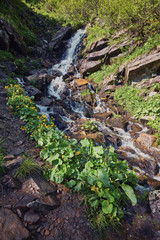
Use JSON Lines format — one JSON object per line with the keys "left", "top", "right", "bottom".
{"left": 48, "top": 29, "right": 86, "bottom": 99}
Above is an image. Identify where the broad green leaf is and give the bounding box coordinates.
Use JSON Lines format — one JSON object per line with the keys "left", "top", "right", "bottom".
{"left": 80, "top": 138, "right": 90, "bottom": 147}
{"left": 93, "top": 146, "right": 104, "bottom": 158}
{"left": 122, "top": 183, "right": 137, "bottom": 206}
{"left": 87, "top": 176, "right": 97, "bottom": 185}
{"left": 47, "top": 153, "right": 60, "bottom": 164}
{"left": 65, "top": 180, "right": 76, "bottom": 188}
{"left": 85, "top": 161, "right": 94, "bottom": 169}
{"left": 40, "top": 149, "right": 49, "bottom": 159}
{"left": 102, "top": 201, "right": 113, "bottom": 214}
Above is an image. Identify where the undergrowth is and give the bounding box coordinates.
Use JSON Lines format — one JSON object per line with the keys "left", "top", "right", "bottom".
{"left": 114, "top": 85, "right": 160, "bottom": 145}
{"left": 5, "top": 78, "right": 138, "bottom": 227}
{"left": 15, "top": 155, "right": 40, "bottom": 180}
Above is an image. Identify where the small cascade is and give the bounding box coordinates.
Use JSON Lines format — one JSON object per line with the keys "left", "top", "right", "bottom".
{"left": 88, "top": 83, "right": 105, "bottom": 113}
{"left": 48, "top": 76, "right": 66, "bottom": 99}
{"left": 48, "top": 29, "right": 86, "bottom": 100}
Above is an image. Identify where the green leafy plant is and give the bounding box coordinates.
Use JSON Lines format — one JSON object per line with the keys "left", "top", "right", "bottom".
{"left": 15, "top": 157, "right": 40, "bottom": 180}
{"left": 6, "top": 79, "right": 138, "bottom": 227}
{"left": 81, "top": 120, "right": 98, "bottom": 133}
{"left": 114, "top": 85, "right": 160, "bottom": 145}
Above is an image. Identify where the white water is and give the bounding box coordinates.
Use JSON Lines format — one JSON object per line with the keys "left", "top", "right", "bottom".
{"left": 48, "top": 29, "right": 86, "bottom": 99}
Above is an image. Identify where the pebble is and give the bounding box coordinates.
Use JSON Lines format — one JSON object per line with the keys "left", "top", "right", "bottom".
{"left": 44, "top": 229, "right": 50, "bottom": 236}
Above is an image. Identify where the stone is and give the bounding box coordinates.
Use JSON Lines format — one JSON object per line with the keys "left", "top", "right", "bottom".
{"left": 80, "top": 59, "right": 102, "bottom": 76}
{"left": 100, "top": 73, "right": 117, "bottom": 95}
{"left": 49, "top": 24, "right": 72, "bottom": 49}
{"left": 136, "top": 76, "right": 160, "bottom": 89}
{"left": 14, "top": 194, "right": 36, "bottom": 210}
{"left": 26, "top": 85, "right": 43, "bottom": 100}
{"left": 135, "top": 133, "right": 156, "bottom": 153}
{"left": 140, "top": 116, "right": 156, "bottom": 124}
{"left": 24, "top": 211, "right": 40, "bottom": 224}
{"left": 26, "top": 197, "right": 60, "bottom": 212}
{"left": 108, "top": 117, "right": 127, "bottom": 129}
{"left": 149, "top": 190, "right": 160, "bottom": 223}
{"left": 4, "top": 157, "right": 24, "bottom": 169}
{"left": 40, "top": 97, "right": 53, "bottom": 106}
{"left": 93, "top": 111, "right": 113, "bottom": 120}
{"left": 0, "top": 208, "right": 30, "bottom": 240}
{"left": 75, "top": 78, "right": 88, "bottom": 86}
{"left": 131, "top": 123, "right": 143, "bottom": 133}
{"left": 0, "top": 69, "right": 7, "bottom": 80}
{"left": 125, "top": 50, "right": 160, "bottom": 82}
{"left": 86, "top": 46, "right": 109, "bottom": 61}
{"left": 22, "top": 175, "right": 57, "bottom": 196}
{"left": 0, "top": 17, "right": 27, "bottom": 55}
{"left": 0, "top": 30, "right": 9, "bottom": 50}
{"left": 85, "top": 38, "right": 108, "bottom": 53}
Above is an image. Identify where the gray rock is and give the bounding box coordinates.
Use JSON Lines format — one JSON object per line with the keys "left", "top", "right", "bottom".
{"left": 26, "top": 85, "right": 42, "bottom": 100}
{"left": 14, "top": 195, "right": 36, "bottom": 210}
{"left": 24, "top": 211, "right": 40, "bottom": 224}
{"left": 49, "top": 24, "right": 72, "bottom": 49}
{"left": 125, "top": 50, "right": 160, "bottom": 82}
{"left": 0, "top": 30, "right": 9, "bottom": 50}
{"left": 0, "top": 208, "right": 30, "bottom": 240}
{"left": 40, "top": 97, "right": 53, "bottom": 106}
{"left": 80, "top": 59, "right": 102, "bottom": 76}
{"left": 0, "top": 17, "right": 27, "bottom": 55}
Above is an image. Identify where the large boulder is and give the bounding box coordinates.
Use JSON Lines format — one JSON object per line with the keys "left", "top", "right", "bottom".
{"left": 0, "top": 18, "right": 27, "bottom": 55}
{"left": 0, "top": 208, "right": 30, "bottom": 240}
{"left": 85, "top": 38, "right": 108, "bottom": 53}
{"left": 80, "top": 59, "right": 102, "bottom": 76}
{"left": 125, "top": 49, "right": 160, "bottom": 82}
{"left": 49, "top": 24, "right": 72, "bottom": 49}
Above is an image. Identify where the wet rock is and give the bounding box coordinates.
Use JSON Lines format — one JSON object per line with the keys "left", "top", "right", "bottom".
{"left": 49, "top": 24, "right": 72, "bottom": 49}
{"left": 108, "top": 117, "right": 127, "bottom": 129}
{"left": 26, "top": 73, "right": 53, "bottom": 90}
{"left": 24, "top": 211, "right": 40, "bottom": 224}
{"left": 0, "top": 208, "right": 30, "bottom": 240}
{"left": 131, "top": 123, "right": 143, "bottom": 134}
{"left": 40, "top": 97, "right": 53, "bottom": 106}
{"left": 93, "top": 111, "right": 113, "bottom": 121}
{"left": 125, "top": 50, "right": 160, "bottom": 82}
{"left": 135, "top": 133, "right": 156, "bottom": 153}
{"left": 26, "top": 85, "right": 43, "bottom": 100}
{"left": 75, "top": 78, "right": 88, "bottom": 86}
